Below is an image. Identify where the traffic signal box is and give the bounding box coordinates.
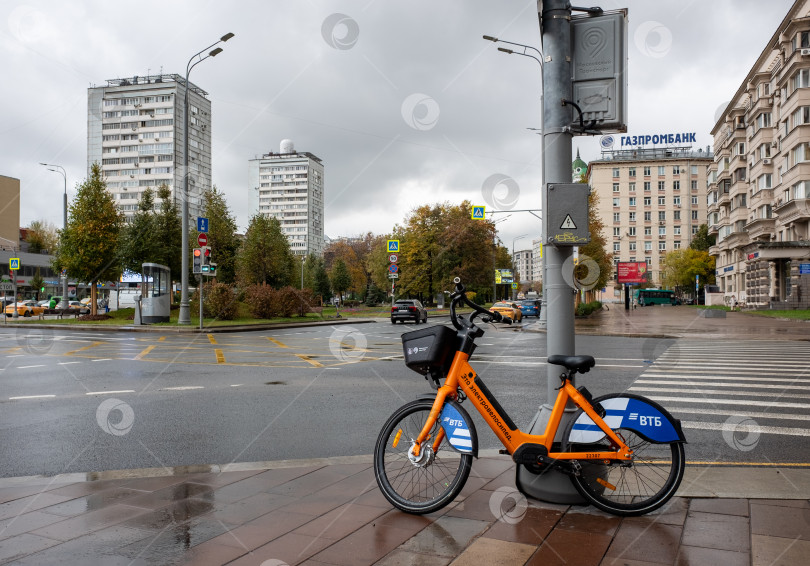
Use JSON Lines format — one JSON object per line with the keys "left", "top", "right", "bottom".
{"left": 193, "top": 248, "right": 203, "bottom": 274}
{"left": 193, "top": 247, "right": 216, "bottom": 276}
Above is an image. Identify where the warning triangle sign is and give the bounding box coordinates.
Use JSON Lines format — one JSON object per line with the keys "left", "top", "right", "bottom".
{"left": 560, "top": 215, "right": 577, "bottom": 229}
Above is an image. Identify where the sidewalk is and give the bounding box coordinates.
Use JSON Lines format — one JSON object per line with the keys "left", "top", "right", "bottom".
{"left": 0, "top": 454, "right": 808, "bottom": 565}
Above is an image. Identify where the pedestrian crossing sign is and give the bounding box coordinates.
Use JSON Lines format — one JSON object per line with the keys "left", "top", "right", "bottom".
{"left": 387, "top": 240, "right": 400, "bottom": 252}
{"left": 471, "top": 206, "right": 485, "bottom": 219}
{"left": 9, "top": 258, "right": 20, "bottom": 271}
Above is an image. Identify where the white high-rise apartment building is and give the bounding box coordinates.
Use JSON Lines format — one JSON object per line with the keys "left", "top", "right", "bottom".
{"left": 248, "top": 140, "right": 325, "bottom": 257}
{"left": 88, "top": 74, "right": 212, "bottom": 220}
{"left": 512, "top": 248, "right": 533, "bottom": 285}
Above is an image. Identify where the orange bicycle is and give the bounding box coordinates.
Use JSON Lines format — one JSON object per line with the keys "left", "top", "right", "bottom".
{"left": 374, "top": 278, "right": 686, "bottom": 516}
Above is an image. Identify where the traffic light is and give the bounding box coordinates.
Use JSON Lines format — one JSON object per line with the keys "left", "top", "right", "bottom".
{"left": 202, "top": 246, "right": 212, "bottom": 266}
{"left": 193, "top": 248, "right": 202, "bottom": 274}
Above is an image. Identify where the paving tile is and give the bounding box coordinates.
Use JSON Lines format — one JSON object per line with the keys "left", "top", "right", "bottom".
{"left": 483, "top": 506, "right": 563, "bottom": 545}
{"left": 372, "top": 509, "right": 436, "bottom": 532}
{"left": 8, "top": 524, "right": 154, "bottom": 565}
{"left": 277, "top": 493, "right": 352, "bottom": 517}
{"left": 445, "top": 487, "right": 502, "bottom": 521}
{"left": 46, "top": 479, "right": 134, "bottom": 499}
{"left": 119, "top": 475, "right": 188, "bottom": 492}
{"left": 122, "top": 482, "right": 215, "bottom": 510}
{"left": 175, "top": 540, "right": 248, "bottom": 565}
{"left": 116, "top": 516, "right": 233, "bottom": 562}
{"left": 37, "top": 487, "right": 148, "bottom": 517}
{"left": 180, "top": 469, "right": 265, "bottom": 487}
{"left": 481, "top": 469, "right": 518, "bottom": 492}
{"left": 450, "top": 536, "right": 536, "bottom": 565}
{"left": 267, "top": 465, "right": 370, "bottom": 498}
{"left": 210, "top": 492, "right": 297, "bottom": 525}
{"left": 0, "top": 493, "right": 74, "bottom": 521}
{"left": 555, "top": 507, "right": 622, "bottom": 536}
{"left": 207, "top": 510, "right": 316, "bottom": 550}
{"left": 753, "top": 499, "right": 810, "bottom": 508}
{"left": 227, "top": 532, "right": 336, "bottom": 566}
{"left": 374, "top": 548, "right": 453, "bottom": 565}
{"left": 210, "top": 466, "right": 324, "bottom": 502}
{"left": 751, "top": 533, "right": 810, "bottom": 566}
{"left": 351, "top": 486, "right": 394, "bottom": 509}
{"left": 689, "top": 497, "right": 749, "bottom": 517}
{"left": 603, "top": 517, "right": 682, "bottom": 564}
{"left": 398, "top": 516, "right": 490, "bottom": 557}
{"left": 675, "top": 544, "right": 749, "bottom": 566}
{"left": 467, "top": 457, "right": 515, "bottom": 480}
{"left": 750, "top": 501, "right": 810, "bottom": 541}
{"left": 309, "top": 523, "right": 420, "bottom": 565}
{"left": 0, "top": 532, "right": 62, "bottom": 563}
{"left": 0, "top": 510, "right": 68, "bottom": 540}
{"left": 118, "top": 498, "right": 215, "bottom": 532}
{"left": 0, "top": 485, "right": 69, "bottom": 506}
{"left": 680, "top": 510, "right": 751, "bottom": 552}
{"left": 527, "top": 528, "right": 612, "bottom": 566}
{"left": 293, "top": 502, "right": 387, "bottom": 540}
{"left": 29, "top": 504, "right": 151, "bottom": 541}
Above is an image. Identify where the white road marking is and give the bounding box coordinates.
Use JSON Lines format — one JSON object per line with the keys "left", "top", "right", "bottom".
{"left": 85, "top": 390, "right": 135, "bottom": 395}
{"left": 162, "top": 386, "right": 204, "bottom": 391}
{"left": 58, "top": 362, "right": 81, "bottom": 365}
{"left": 17, "top": 365, "right": 46, "bottom": 369}
{"left": 9, "top": 395, "right": 56, "bottom": 400}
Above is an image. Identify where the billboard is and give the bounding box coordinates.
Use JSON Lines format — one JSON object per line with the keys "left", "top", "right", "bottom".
{"left": 617, "top": 262, "right": 648, "bottom": 284}
{"left": 495, "top": 269, "right": 513, "bottom": 284}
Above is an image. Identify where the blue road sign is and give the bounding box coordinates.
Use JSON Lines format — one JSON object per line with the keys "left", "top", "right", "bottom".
{"left": 9, "top": 258, "right": 20, "bottom": 270}
{"left": 197, "top": 217, "right": 209, "bottom": 233}
{"left": 388, "top": 264, "right": 399, "bottom": 274}
{"left": 387, "top": 240, "right": 399, "bottom": 252}
{"left": 471, "top": 206, "right": 485, "bottom": 219}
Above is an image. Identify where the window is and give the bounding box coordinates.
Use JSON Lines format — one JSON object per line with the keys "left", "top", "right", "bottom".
{"left": 791, "top": 106, "right": 810, "bottom": 129}
{"left": 673, "top": 196, "right": 681, "bottom": 206}
{"left": 673, "top": 165, "right": 680, "bottom": 175}
{"left": 734, "top": 142, "right": 746, "bottom": 156}
{"left": 612, "top": 168, "right": 620, "bottom": 177}
{"left": 613, "top": 197, "right": 620, "bottom": 207}
{"left": 613, "top": 212, "right": 620, "bottom": 222}
{"left": 759, "top": 143, "right": 771, "bottom": 160}
{"left": 645, "top": 241, "right": 652, "bottom": 251}
{"left": 674, "top": 226, "right": 681, "bottom": 235}
{"left": 658, "top": 166, "right": 666, "bottom": 176}
{"left": 644, "top": 196, "right": 651, "bottom": 206}
{"left": 629, "top": 182, "right": 636, "bottom": 192}
{"left": 658, "top": 181, "right": 666, "bottom": 191}
{"left": 629, "top": 242, "right": 636, "bottom": 251}
{"left": 644, "top": 166, "right": 651, "bottom": 176}
{"left": 691, "top": 210, "right": 699, "bottom": 220}
{"left": 757, "top": 174, "right": 773, "bottom": 191}
{"left": 793, "top": 181, "right": 809, "bottom": 199}
{"left": 691, "top": 196, "right": 698, "bottom": 205}
{"left": 659, "top": 242, "right": 667, "bottom": 251}
{"left": 644, "top": 211, "right": 652, "bottom": 222}
{"left": 673, "top": 180, "right": 680, "bottom": 191}
{"left": 674, "top": 210, "right": 681, "bottom": 220}
{"left": 658, "top": 196, "right": 666, "bottom": 206}
{"left": 691, "top": 164, "right": 698, "bottom": 176}
{"left": 629, "top": 227, "right": 636, "bottom": 236}
{"left": 612, "top": 183, "right": 620, "bottom": 193}
{"left": 791, "top": 142, "right": 810, "bottom": 167}
{"left": 674, "top": 241, "right": 681, "bottom": 250}
{"left": 613, "top": 227, "right": 621, "bottom": 237}
{"left": 755, "top": 112, "right": 772, "bottom": 131}
{"left": 792, "top": 69, "right": 810, "bottom": 93}
{"left": 644, "top": 181, "right": 651, "bottom": 191}
{"left": 691, "top": 180, "right": 698, "bottom": 190}
{"left": 613, "top": 242, "right": 620, "bottom": 252}
{"left": 629, "top": 167, "right": 636, "bottom": 177}
{"left": 629, "top": 212, "right": 636, "bottom": 222}
{"left": 629, "top": 197, "right": 636, "bottom": 206}
{"left": 659, "top": 211, "right": 666, "bottom": 221}
{"left": 659, "top": 226, "right": 666, "bottom": 236}
{"left": 644, "top": 226, "right": 652, "bottom": 236}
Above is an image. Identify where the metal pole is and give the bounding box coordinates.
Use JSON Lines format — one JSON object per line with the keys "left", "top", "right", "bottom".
{"left": 198, "top": 275, "right": 203, "bottom": 330}
{"left": 179, "top": 33, "right": 233, "bottom": 326}
{"left": 517, "top": 0, "right": 583, "bottom": 504}
{"left": 11, "top": 274, "right": 18, "bottom": 319}
{"left": 40, "top": 164, "right": 69, "bottom": 309}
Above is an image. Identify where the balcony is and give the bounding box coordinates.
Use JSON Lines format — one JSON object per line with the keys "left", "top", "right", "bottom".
{"left": 745, "top": 216, "right": 776, "bottom": 240}
{"left": 773, "top": 197, "right": 810, "bottom": 223}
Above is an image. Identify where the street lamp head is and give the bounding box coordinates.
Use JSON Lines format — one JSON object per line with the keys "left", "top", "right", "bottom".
{"left": 483, "top": 35, "right": 498, "bottom": 42}
{"left": 497, "top": 47, "right": 514, "bottom": 54}
{"left": 220, "top": 32, "right": 235, "bottom": 42}
{"left": 209, "top": 47, "right": 223, "bottom": 57}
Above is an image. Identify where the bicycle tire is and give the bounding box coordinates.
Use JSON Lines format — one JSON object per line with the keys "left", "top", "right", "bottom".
{"left": 562, "top": 393, "right": 685, "bottom": 516}
{"left": 374, "top": 399, "right": 472, "bottom": 514}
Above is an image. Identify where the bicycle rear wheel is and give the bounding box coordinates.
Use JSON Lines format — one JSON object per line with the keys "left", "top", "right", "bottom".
{"left": 374, "top": 399, "right": 472, "bottom": 514}
{"left": 562, "top": 394, "right": 685, "bottom": 516}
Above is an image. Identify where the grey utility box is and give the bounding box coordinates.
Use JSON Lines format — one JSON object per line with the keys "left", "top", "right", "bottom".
{"left": 546, "top": 183, "right": 591, "bottom": 246}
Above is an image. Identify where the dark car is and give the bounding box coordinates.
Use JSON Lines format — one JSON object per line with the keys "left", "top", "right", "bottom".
{"left": 518, "top": 299, "right": 541, "bottom": 318}
{"left": 391, "top": 299, "right": 428, "bottom": 324}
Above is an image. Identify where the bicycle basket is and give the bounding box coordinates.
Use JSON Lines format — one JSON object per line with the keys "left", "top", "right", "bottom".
{"left": 402, "top": 325, "right": 458, "bottom": 376}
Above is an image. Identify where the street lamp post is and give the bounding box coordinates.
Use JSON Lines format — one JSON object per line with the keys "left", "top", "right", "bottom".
{"left": 178, "top": 32, "right": 234, "bottom": 326}
{"left": 40, "top": 163, "right": 69, "bottom": 309}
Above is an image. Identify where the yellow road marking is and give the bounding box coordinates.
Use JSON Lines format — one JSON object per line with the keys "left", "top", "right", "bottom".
{"left": 267, "top": 337, "right": 289, "bottom": 348}
{"left": 66, "top": 341, "right": 104, "bottom": 356}
{"left": 134, "top": 345, "right": 155, "bottom": 360}
{"left": 687, "top": 461, "right": 810, "bottom": 467}
{"left": 158, "top": 336, "right": 166, "bottom": 342}
{"left": 215, "top": 349, "right": 225, "bottom": 363}
{"left": 207, "top": 334, "right": 218, "bottom": 345}
{"left": 296, "top": 354, "right": 324, "bottom": 368}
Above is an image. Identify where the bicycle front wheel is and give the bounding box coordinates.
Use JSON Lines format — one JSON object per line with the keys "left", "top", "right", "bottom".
{"left": 562, "top": 393, "right": 685, "bottom": 516}
{"left": 374, "top": 399, "right": 472, "bottom": 514}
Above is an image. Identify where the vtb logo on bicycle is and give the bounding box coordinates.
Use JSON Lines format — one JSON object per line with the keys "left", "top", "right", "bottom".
{"left": 629, "top": 413, "right": 662, "bottom": 427}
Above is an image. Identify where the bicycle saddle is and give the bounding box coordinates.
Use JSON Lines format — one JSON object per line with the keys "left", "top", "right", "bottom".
{"left": 547, "top": 355, "right": 596, "bottom": 373}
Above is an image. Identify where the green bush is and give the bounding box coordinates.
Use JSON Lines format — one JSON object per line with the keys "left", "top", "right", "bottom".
{"left": 245, "top": 284, "right": 276, "bottom": 319}
{"left": 576, "top": 300, "right": 603, "bottom": 316}
{"left": 244, "top": 285, "right": 318, "bottom": 319}
{"left": 194, "top": 282, "right": 238, "bottom": 320}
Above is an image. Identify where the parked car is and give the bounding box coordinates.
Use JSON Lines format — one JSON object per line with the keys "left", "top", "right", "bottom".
{"left": 4, "top": 301, "right": 45, "bottom": 318}
{"left": 489, "top": 301, "right": 523, "bottom": 322}
{"left": 518, "top": 299, "right": 541, "bottom": 318}
{"left": 67, "top": 301, "right": 90, "bottom": 314}
{"left": 391, "top": 300, "right": 428, "bottom": 324}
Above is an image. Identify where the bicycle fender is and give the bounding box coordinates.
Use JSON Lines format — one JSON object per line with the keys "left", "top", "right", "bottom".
{"left": 417, "top": 394, "right": 478, "bottom": 457}
{"left": 570, "top": 395, "right": 686, "bottom": 444}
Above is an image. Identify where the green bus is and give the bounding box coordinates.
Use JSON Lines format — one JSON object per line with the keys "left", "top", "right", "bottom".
{"left": 633, "top": 288, "right": 679, "bottom": 306}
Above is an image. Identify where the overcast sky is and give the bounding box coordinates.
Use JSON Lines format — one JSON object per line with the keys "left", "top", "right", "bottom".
{"left": 0, "top": 0, "right": 795, "bottom": 250}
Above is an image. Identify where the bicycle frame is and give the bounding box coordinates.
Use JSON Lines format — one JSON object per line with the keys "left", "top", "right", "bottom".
{"left": 414, "top": 351, "right": 633, "bottom": 463}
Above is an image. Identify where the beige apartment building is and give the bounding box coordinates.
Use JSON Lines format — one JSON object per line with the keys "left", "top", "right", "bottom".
{"left": 0, "top": 175, "right": 20, "bottom": 251}
{"left": 589, "top": 147, "right": 713, "bottom": 296}
{"left": 709, "top": 0, "right": 810, "bottom": 309}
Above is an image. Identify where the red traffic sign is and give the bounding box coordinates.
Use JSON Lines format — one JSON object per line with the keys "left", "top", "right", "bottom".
{"left": 388, "top": 264, "right": 399, "bottom": 274}
{"left": 197, "top": 233, "right": 208, "bottom": 246}
{"left": 389, "top": 254, "right": 398, "bottom": 263}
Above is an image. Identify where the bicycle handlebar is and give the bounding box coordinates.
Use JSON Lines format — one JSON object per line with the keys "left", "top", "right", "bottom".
{"left": 449, "top": 278, "right": 512, "bottom": 330}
